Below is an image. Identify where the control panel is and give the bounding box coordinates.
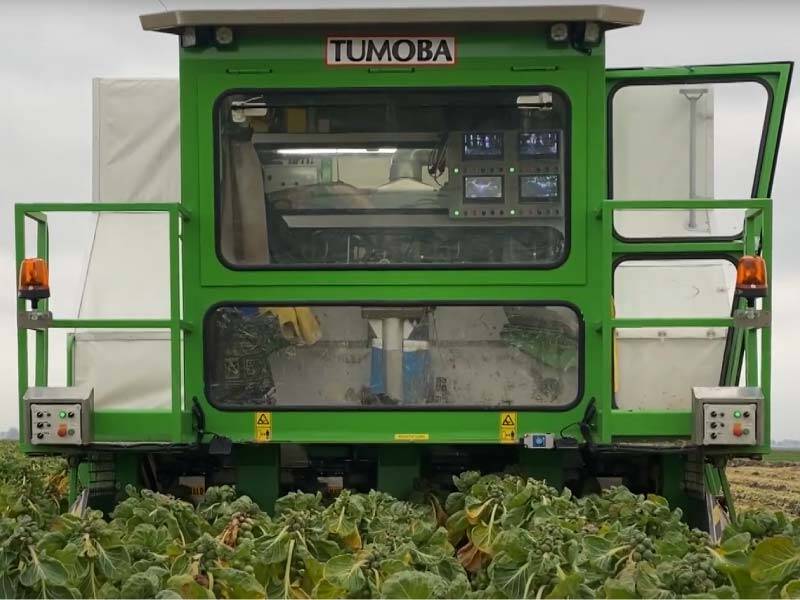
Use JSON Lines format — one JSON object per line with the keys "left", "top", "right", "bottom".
{"left": 692, "top": 386, "right": 764, "bottom": 447}
{"left": 23, "top": 386, "right": 93, "bottom": 446}
{"left": 29, "top": 404, "right": 83, "bottom": 445}
{"left": 702, "top": 403, "right": 758, "bottom": 445}
{"left": 448, "top": 128, "right": 565, "bottom": 220}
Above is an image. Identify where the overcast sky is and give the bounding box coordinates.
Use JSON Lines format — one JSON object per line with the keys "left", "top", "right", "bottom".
{"left": 1, "top": 0, "right": 799, "bottom": 439}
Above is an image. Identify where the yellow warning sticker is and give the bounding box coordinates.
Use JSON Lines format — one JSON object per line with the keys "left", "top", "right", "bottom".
{"left": 394, "top": 433, "right": 430, "bottom": 441}
{"left": 255, "top": 412, "right": 272, "bottom": 443}
{"left": 499, "top": 411, "right": 517, "bottom": 444}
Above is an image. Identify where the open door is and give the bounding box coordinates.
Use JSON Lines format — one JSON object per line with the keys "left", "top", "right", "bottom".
{"left": 607, "top": 63, "right": 791, "bottom": 410}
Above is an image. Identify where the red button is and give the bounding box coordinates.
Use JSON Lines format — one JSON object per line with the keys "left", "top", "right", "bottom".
{"left": 733, "top": 423, "right": 744, "bottom": 437}
{"left": 57, "top": 424, "right": 67, "bottom": 438}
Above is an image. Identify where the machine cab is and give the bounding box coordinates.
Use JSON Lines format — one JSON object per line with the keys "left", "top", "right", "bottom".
{"left": 15, "top": 6, "right": 790, "bottom": 518}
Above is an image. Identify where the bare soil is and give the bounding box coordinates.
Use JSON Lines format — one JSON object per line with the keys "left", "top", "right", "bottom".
{"left": 728, "top": 461, "right": 800, "bottom": 516}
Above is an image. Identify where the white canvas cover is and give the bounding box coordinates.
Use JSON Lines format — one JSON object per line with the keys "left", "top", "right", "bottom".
{"left": 74, "top": 79, "right": 179, "bottom": 410}
{"left": 76, "top": 77, "right": 737, "bottom": 413}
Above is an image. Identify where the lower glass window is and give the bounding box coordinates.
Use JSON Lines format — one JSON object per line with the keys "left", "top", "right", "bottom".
{"left": 204, "top": 304, "right": 581, "bottom": 410}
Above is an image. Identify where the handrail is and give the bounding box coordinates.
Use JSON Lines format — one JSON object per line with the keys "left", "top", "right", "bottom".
{"left": 600, "top": 196, "right": 772, "bottom": 442}
{"left": 15, "top": 202, "right": 187, "bottom": 443}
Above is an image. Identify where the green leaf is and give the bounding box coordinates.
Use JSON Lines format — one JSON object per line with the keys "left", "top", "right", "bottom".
{"left": 381, "top": 570, "right": 447, "bottom": 599}
{"left": 546, "top": 571, "right": 585, "bottom": 599}
{"left": 19, "top": 554, "right": 69, "bottom": 588}
{"left": 164, "top": 574, "right": 216, "bottom": 599}
{"left": 213, "top": 567, "right": 264, "bottom": 599}
{"left": 445, "top": 510, "right": 469, "bottom": 544}
{"left": 654, "top": 531, "right": 689, "bottom": 558}
{"left": 751, "top": 536, "right": 800, "bottom": 583}
{"left": 783, "top": 579, "right": 800, "bottom": 599}
{"left": 720, "top": 532, "right": 751, "bottom": 554}
{"left": 313, "top": 578, "right": 348, "bottom": 599}
{"left": 632, "top": 563, "right": 672, "bottom": 600}
{"left": 323, "top": 554, "right": 367, "bottom": 594}
{"left": 120, "top": 570, "right": 163, "bottom": 599}
{"left": 444, "top": 493, "right": 465, "bottom": 515}
{"left": 489, "top": 552, "right": 539, "bottom": 599}
{"left": 0, "top": 573, "right": 18, "bottom": 598}
{"left": 96, "top": 544, "right": 132, "bottom": 579}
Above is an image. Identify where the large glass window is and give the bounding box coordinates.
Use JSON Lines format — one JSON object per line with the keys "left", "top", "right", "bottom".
{"left": 204, "top": 304, "right": 581, "bottom": 409}
{"left": 610, "top": 80, "right": 769, "bottom": 239}
{"left": 215, "top": 89, "right": 570, "bottom": 267}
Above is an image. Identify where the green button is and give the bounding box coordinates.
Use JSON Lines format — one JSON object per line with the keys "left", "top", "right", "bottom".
{"left": 59, "top": 411, "right": 66, "bottom": 418}
{"left": 68, "top": 429, "right": 75, "bottom": 436}
{"left": 733, "top": 410, "right": 742, "bottom": 418}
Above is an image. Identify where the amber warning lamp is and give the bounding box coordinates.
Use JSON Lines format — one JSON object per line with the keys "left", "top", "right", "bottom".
{"left": 18, "top": 258, "right": 50, "bottom": 308}
{"left": 735, "top": 255, "right": 768, "bottom": 301}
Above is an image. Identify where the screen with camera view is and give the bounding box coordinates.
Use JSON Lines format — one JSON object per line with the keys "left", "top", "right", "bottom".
{"left": 464, "top": 176, "right": 503, "bottom": 201}
{"left": 521, "top": 175, "right": 559, "bottom": 200}
{"left": 463, "top": 132, "right": 504, "bottom": 158}
{"left": 519, "top": 131, "right": 559, "bottom": 157}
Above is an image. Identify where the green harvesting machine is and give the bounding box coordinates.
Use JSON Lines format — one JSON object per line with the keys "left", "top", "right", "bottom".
{"left": 15, "top": 5, "right": 792, "bottom": 530}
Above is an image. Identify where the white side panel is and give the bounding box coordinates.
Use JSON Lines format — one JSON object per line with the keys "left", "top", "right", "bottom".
{"left": 616, "top": 339, "right": 725, "bottom": 410}
{"left": 614, "top": 260, "right": 735, "bottom": 410}
{"left": 73, "top": 333, "right": 171, "bottom": 411}
{"left": 79, "top": 213, "right": 170, "bottom": 319}
{"left": 92, "top": 79, "right": 180, "bottom": 204}
{"left": 79, "top": 79, "right": 179, "bottom": 411}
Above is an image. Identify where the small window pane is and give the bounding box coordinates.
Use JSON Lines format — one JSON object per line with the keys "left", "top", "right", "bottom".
{"left": 204, "top": 304, "right": 580, "bottom": 409}
{"left": 614, "top": 259, "right": 735, "bottom": 410}
{"left": 216, "top": 89, "right": 570, "bottom": 267}
{"left": 611, "top": 81, "right": 769, "bottom": 238}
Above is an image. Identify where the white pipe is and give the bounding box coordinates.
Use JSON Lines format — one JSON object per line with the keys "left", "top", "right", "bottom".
{"left": 383, "top": 317, "right": 404, "bottom": 402}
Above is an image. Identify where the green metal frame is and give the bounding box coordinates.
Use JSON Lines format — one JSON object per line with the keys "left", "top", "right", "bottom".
{"left": 14, "top": 23, "right": 790, "bottom": 467}
{"left": 15, "top": 203, "right": 191, "bottom": 447}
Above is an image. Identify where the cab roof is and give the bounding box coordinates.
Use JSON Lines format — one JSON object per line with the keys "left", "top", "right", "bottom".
{"left": 140, "top": 5, "right": 643, "bottom": 34}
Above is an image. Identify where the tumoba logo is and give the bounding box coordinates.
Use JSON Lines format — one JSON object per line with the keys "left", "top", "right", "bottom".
{"left": 326, "top": 36, "right": 456, "bottom": 66}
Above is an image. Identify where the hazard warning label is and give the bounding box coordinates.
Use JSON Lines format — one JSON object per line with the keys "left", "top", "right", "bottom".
{"left": 499, "top": 411, "right": 517, "bottom": 444}
{"left": 255, "top": 412, "right": 272, "bottom": 442}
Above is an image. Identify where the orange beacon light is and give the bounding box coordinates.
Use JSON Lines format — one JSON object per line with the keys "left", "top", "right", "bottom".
{"left": 18, "top": 258, "right": 50, "bottom": 308}
{"left": 735, "top": 255, "right": 768, "bottom": 300}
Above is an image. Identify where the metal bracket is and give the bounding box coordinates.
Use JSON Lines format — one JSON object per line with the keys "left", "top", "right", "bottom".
{"left": 733, "top": 308, "right": 771, "bottom": 329}
{"left": 17, "top": 310, "right": 53, "bottom": 330}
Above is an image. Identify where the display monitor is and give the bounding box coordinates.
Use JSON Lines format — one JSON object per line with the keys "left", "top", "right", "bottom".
{"left": 519, "top": 130, "right": 560, "bottom": 157}
{"left": 463, "top": 132, "right": 504, "bottom": 158}
{"left": 520, "top": 174, "right": 559, "bottom": 200}
{"left": 464, "top": 176, "right": 503, "bottom": 201}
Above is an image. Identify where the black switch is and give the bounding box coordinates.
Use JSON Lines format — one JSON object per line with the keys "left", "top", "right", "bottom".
{"left": 67, "top": 411, "right": 75, "bottom": 418}
{"left": 710, "top": 422, "right": 717, "bottom": 429}
{"left": 36, "top": 411, "right": 43, "bottom": 418}
{"left": 36, "top": 422, "right": 44, "bottom": 429}
{"left": 710, "top": 432, "right": 718, "bottom": 440}
{"left": 710, "top": 411, "right": 717, "bottom": 417}
{"left": 744, "top": 411, "right": 750, "bottom": 418}
{"left": 36, "top": 433, "right": 44, "bottom": 439}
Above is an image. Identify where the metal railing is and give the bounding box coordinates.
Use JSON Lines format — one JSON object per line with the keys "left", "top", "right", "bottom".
{"left": 600, "top": 197, "right": 771, "bottom": 442}
{"left": 15, "top": 203, "right": 190, "bottom": 443}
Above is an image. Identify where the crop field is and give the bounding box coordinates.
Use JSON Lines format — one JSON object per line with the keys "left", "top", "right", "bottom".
{"left": 728, "top": 450, "right": 800, "bottom": 516}
{"left": 3, "top": 443, "right": 800, "bottom": 598}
